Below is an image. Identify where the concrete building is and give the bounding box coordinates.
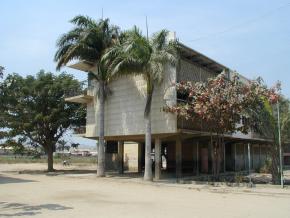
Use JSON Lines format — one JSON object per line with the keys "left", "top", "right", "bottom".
{"left": 65, "top": 36, "right": 270, "bottom": 179}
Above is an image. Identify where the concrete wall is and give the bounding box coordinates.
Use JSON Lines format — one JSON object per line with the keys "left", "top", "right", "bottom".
{"left": 86, "top": 65, "right": 177, "bottom": 138}
{"left": 86, "top": 101, "right": 96, "bottom": 137}
{"left": 86, "top": 58, "right": 218, "bottom": 138}
{"left": 124, "top": 143, "right": 139, "bottom": 172}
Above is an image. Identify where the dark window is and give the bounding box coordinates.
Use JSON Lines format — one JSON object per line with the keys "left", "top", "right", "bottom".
{"left": 106, "top": 141, "right": 118, "bottom": 153}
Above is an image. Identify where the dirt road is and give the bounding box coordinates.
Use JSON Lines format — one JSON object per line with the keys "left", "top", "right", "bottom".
{"left": 1, "top": 163, "right": 290, "bottom": 218}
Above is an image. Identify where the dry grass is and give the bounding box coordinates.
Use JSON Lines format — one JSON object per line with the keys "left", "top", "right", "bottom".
{"left": 0, "top": 155, "right": 96, "bottom": 164}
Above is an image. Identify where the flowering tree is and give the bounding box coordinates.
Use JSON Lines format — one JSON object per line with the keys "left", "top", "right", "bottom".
{"left": 164, "top": 72, "right": 280, "bottom": 179}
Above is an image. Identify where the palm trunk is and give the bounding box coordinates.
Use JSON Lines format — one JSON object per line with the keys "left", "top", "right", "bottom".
{"left": 144, "top": 85, "right": 153, "bottom": 181}
{"left": 97, "top": 80, "right": 106, "bottom": 177}
{"left": 47, "top": 145, "right": 54, "bottom": 172}
{"left": 144, "top": 112, "right": 153, "bottom": 181}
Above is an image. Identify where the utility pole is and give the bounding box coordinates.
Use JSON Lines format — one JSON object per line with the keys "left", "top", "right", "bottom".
{"left": 277, "top": 96, "right": 284, "bottom": 188}
{"left": 145, "top": 16, "right": 149, "bottom": 40}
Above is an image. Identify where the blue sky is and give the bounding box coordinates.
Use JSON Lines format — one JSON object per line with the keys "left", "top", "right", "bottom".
{"left": 1, "top": 0, "right": 289, "bottom": 146}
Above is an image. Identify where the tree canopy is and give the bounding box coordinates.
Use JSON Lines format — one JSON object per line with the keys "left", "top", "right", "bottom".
{"left": 0, "top": 66, "right": 4, "bottom": 79}
{"left": 0, "top": 71, "right": 86, "bottom": 171}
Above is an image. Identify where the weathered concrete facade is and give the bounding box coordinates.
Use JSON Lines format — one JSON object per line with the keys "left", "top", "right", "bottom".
{"left": 66, "top": 40, "right": 270, "bottom": 179}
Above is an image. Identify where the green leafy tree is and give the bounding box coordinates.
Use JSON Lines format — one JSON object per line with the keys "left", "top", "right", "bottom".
{"left": 106, "top": 27, "right": 178, "bottom": 181}
{"left": 0, "top": 71, "right": 85, "bottom": 171}
{"left": 250, "top": 83, "right": 290, "bottom": 184}
{"left": 55, "top": 15, "right": 119, "bottom": 177}
{"left": 0, "top": 66, "right": 4, "bottom": 78}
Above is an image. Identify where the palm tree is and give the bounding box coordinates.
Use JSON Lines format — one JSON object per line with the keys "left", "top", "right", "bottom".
{"left": 54, "top": 15, "right": 119, "bottom": 177}
{"left": 105, "top": 27, "right": 178, "bottom": 180}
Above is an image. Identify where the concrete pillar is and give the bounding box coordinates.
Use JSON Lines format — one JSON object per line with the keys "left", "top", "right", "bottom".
{"left": 155, "top": 138, "right": 161, "bottom": 180}
{"left": 176, "top": 138, "right": 182, "bottom": 180}
{"left": 138, "top": 142, "right": 143, "bottom": 173}
{"left": 223, "top": 142, "right": 226, "bottom": 173}
{"left": 196, "top": 141, "right": 199, "bottom": 176}
{"left": 118, "top": 141, "right": 124, "bottom": 174}
{"left": 248, "top": 143, "right": 251, "bottom": 181}
{"left": 259, "top": 144, "right": 262, "bottom": 168}
{"left": 234, "top": 143, "right": 237, "bottom": 172}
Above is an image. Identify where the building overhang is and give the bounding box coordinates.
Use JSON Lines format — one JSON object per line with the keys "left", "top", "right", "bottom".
{"left": 179, "top": 42, "right": 229, "bottom": 74}
{"left": 178, "top": 129, "right": 272, "bottom": 143}
{"left": 65, "top": 94, "right": 93, "bottom": 104}
{"left": 68, "top": 60, "right": 96, "bottom": 72}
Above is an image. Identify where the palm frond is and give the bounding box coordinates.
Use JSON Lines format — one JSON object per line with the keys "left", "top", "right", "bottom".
{"left": 55, "top": 15, "right": 120, "bottom": 79}
{"left": 70, "top": 15, "right": 97, "bottom": 28}
{"left": 151, "top": 29, "right": 169, "bottom": 50}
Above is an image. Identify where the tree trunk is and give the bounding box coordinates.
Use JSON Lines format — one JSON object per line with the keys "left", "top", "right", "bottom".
{"left": 144, "top": 113, "right": 153, "bottom": 181}
{"left": 144, "top": 81, "right": 153, "bottom": 181}
{"left": 270, "top": 144, "right": 281, "bottom": 184}
{"left": 47, "top": 145, "right": 54, "bottom": 172}
{"left": 97, "top": 80, "right": 106, "bottom": 177}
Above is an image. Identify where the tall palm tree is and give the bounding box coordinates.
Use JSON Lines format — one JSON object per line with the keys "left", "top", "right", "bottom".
{"left": 54, "top": 15, "right": 119, "bottom": 177}
{"left": 105, "top": 27, "right": 178, "bottom": 180}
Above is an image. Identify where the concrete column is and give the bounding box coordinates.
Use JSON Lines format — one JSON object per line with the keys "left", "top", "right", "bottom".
{"left": 223, "top": 142, "right": 226, "bottom": 173}
{"left": 196, "top": 141, "right": 199, "bottom": 176}
{"left": 243, "top": 144, "right": 246, "bottom": 171}
{"left": 138, "top": 142, "right": 143, "bottom": 173}
{"left": 234, "top": 143, "right": 237, "bottom": 172}
{"left": 176, "top": 138, "right": 182, "bottom": 180}
{"left": 155, "top": 138, "right": 161, "bottom": 180}
{"left": 259, "top": 144, "right": 262, "bottom": 168}
{"left": 118, "top": 141, "right": 124, "bottom": 174}
{"left": 248, "top": 143, "right": 252, "bottom": 184}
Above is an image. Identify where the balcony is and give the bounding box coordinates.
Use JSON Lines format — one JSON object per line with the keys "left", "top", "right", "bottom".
{"left": 178, "top": 116, "right": 268, "bottom": 141}
{"left": 68, "top": 60, "right": 96, "bottom": 72}
{"left": 64, "top": 80, "right": 93, "bottom": 104}
{"left": 177, "top": 117, "right": 210, "bottom": 132}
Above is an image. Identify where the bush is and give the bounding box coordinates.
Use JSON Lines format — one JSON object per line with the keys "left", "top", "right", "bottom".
{"left": 259, "top": 159, "right": 272, "bottom": 174}
{"left": 234, "top": 173, "right": 245, "bottom": 184}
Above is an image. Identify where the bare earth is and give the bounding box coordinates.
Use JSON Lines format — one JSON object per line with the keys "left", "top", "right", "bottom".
{"left": 1, "top": 163, "right": 290, "bottom": 218}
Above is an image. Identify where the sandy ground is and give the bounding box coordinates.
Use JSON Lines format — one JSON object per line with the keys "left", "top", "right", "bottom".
{"left": 1, "top": 163, "right": 290, "bottom": 218}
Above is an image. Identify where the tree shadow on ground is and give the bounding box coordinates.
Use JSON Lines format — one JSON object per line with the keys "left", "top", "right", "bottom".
{"left": 106, "top": 172, "right": 143, "bottom": 180}
{"left": 0, "top": 202, "right": 73, "bottom": 217}
{"left": 0, "top": 175, "right": 36, "bottom": 184}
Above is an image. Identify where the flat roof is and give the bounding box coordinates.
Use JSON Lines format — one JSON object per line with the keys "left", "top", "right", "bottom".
{"left": 68, "top": 42, "right": 230, "bottom": 75}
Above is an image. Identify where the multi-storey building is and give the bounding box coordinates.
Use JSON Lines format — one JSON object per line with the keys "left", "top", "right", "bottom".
{"left": 65, "top": 34, "right": 269, "bottom": 179}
